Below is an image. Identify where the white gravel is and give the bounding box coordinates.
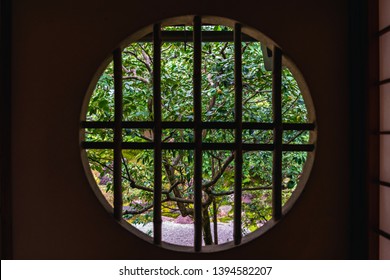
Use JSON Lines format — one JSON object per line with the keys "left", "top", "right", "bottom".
{"left": 133, "top": 221, "right": 234, "bottom": 246}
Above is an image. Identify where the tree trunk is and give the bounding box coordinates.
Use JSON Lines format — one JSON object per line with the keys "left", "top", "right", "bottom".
{"left": 202, "top": 206, "right": 213, "bottom": 245}
{"left": 213, "top": 198, "right": 218, "bottom": 244}
{"left": 163, "top": 162, "right": 189, "bottom": 216}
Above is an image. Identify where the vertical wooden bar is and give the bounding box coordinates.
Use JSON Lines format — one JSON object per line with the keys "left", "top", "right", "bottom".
{"left": 0, "top": 0, "right": 13, "bottom": 259}
{"left": 193, "top": 15, "right": 203, "bottom": 252}
{"left": 113, "top": 48, "right": 123, "bottom": 221}
{"left": 272, "top": 47, "right": 283, "bottom": 221}
{"left": 153, "top": 23, "right": 162, "bottom": 245}
{"left": 367, "top": 0, "right": 379, "bottom": 259}
{"left": 234, "top": 23, "right": 243, "bottom": 245}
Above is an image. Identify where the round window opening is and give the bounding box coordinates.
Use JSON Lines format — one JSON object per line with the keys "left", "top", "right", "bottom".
{"left": 81, "top": 16, "right": 316, "bottom": 252}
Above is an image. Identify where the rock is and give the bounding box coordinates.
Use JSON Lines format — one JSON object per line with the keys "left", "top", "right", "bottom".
{"left": 242, "top": 193, "right": 253, "bottom": 203}
{"left": 99, "top": 176, "right": 110, "bottom": 185}
{"left": 218, "top": 205, "right": 232, "bottom": 217}
{"left": 175, "top": 215, "right": 193, "bottom": 224}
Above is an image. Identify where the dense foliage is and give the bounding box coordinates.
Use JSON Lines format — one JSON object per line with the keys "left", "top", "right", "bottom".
{"left": 85, "top": 25, "right": 310, "bottom": 245}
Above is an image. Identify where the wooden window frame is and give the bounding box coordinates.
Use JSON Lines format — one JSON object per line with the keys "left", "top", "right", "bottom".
{"left": 81, "top": 16, "right": 316, "bottom": 252}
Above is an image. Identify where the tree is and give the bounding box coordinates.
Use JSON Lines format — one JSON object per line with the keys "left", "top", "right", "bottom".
{"left": 85, "top": 25, "right": 309, "bottom": 245}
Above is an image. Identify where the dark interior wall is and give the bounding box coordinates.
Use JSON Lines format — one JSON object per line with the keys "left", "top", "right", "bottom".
{"left": 10, "top": 0, "right": 350, "bottom": 259}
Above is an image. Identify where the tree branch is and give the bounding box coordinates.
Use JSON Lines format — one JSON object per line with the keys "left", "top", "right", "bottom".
{"left": 123, "top": 75, "right": 149, "bottom": 84}
{"left": 220, "top": 42, "right": 229, "bottom": 59}
{"left": 286, "top": 130, "right": 306, "bottom": 144}
{"left": 282, "top": 93, "right": 301, "bottom": 115}
{"left": 202, "top": 152, "right": 234, "bottom": 190}
{"left": 88, "top": 156, "right": 154, "bottom": 193}
{"left": 123, "top": 199, "right": 168, "bottom": 215}
{"left": 139, "top": 44, "right": 152, "bottom": 65}
{"left": 124, "top": 49, "right": 152, "bottom": 74}
{"left": 162, "top": 180, "right": 181, "bottom": 194}
{"left": 166, "top": 195, "right": 194, "bottom": 204}
{"left": 211, "top": 185, "right": 274, "bottom": 196}
{"left": 243, "top": 86, "right": 271, "bottom": 105}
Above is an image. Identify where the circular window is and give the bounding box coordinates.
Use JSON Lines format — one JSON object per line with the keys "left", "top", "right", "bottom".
{"left": 80, "top": 16, "right": 316, "bottom": 252}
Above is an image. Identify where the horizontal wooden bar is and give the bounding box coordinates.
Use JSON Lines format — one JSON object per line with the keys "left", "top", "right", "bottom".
{"left": 81, "top": 121, "right": 153, "bottom": 129}
{"left": 138, "top": 31, "right": 257, "bottom": 43}
{"left": 378, "top": 229, "right": 390, "bottom": 240}
{"left": 123, "top": 121, "right": 154, "bottom": 128}
{"left": 82, "top": 141, "right": 314, "bottom": 152}
{"left": 380, "top": 181, "right": 390, "bottom": 188}
{"left": 122, "top": 142, "right": 154, "bottom": 149}
{"left": 81, "top": 142, "right": 114, "bottom": 149}
{"left": 161, "top": 142, "right": 194, "bottom": 150}
{"left": 379, "top": 25, "right": 390, "bottom": 36}
{"left": 81, "top": 142, "right": 153, "bottom": 150}
{"left": 379, "top": 78, "right": 390, "bottom": 85}
{"left": 282, "top": 144, "right": 315, "bottom": 151}
{"left": 203, "top": 143, "right": 236, "bottom": 150}
{"left": 242, "top": 143, "right": 273, "bottom": 151}
{"left": 162, "top": 121, "right": 194, "bottom": 129}
{"left": 163, "top": 142, "right": 237, "bottom": 150}
{"left": 380, "top": 131, "right": 390, "bottom": 135}
{"left": 82, "top": 121, "right": 315, "bottom": 131}
{"left": 242, "top": 123, "right": 273, "bottom": 130}
{"left": 81, "top": 121, "right": 115, "bottom": 128}
{"left": 282, "top": 123, "right": 315, "bottom": 130}
{"left": 202, "top": 122, "right": 236, "bottom": 129}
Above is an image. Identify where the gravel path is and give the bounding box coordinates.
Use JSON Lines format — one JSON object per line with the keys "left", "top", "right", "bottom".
{"left": 133, "top": 221, "right": 234, "bottom": 246}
